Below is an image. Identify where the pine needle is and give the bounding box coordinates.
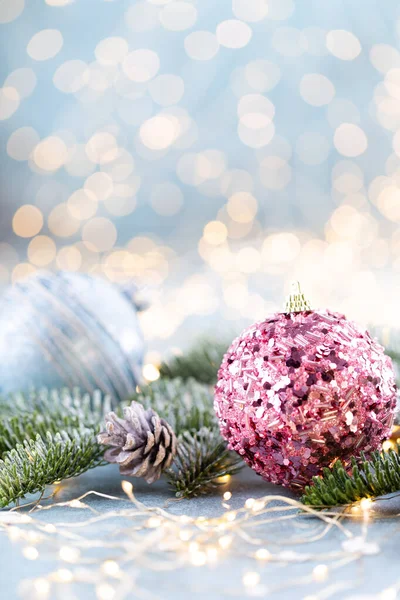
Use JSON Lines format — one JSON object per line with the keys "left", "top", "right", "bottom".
{"left": 0, "top": 429, "right": 105, "bottom": 508}
{"left": 301, "top": 447, "right": 400, "bottom": 507}
{"left": 159, "top": 339, "right": 228, "bottom": 385}
{"left": 131, "top": 378, "right": 243, "bottom": 497}
{"left": 167, "top": 428, "right": 242, "bottom": 498}
{"left": 0, "top": 389, "right": 113, "bottom": 507}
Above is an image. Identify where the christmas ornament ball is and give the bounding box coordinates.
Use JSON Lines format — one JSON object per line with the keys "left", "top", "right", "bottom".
{"left": 214, "top": 285, "right": 397, "bottom": 490}
{"left": 0, "top": 270, "right": 145, "bottom": 402}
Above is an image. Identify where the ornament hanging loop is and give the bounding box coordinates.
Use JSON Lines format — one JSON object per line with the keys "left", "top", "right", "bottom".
{"left": 285, "top": 281, "right": 311, "bottom": 313}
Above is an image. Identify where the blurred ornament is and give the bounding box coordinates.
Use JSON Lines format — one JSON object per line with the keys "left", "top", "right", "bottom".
{"left": 214, "top": 283, "right": 397, "bottom": 490}
{"left": 0, "top": 271, "right": 145, "bottom": 401}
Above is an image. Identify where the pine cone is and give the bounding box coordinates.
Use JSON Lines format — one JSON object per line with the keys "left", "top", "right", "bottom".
{"left": 98, "top": 402, "right": 177, "bottom": 483}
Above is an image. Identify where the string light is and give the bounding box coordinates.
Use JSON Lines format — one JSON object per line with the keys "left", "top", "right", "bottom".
{"left": 96, "top": 583, "right": 116, "bottom": 600}
{"left": 59, "top": 546, "right": 80, "bottom": 563}
{"left": 255, "top": 548, "right": 270, "bottom": 561}
{"left": 22, "top": 546, "right": 39, "bottom": 560}
{"left": 2, "top": 483, "right": 398, "bottom": 599}
{"left": 312, "top": 564, "right": 329, "bottom": 582}
{"left": 54, "top": 569, "right": 73, "bottom": 583}
{"left": 101, "top": 561, "right": 120, "bottom": 578}
{"left": 242, "top": 571, "right": 260, "bottom": 587}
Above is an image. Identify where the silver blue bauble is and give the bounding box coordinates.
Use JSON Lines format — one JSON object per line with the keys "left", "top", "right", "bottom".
{"left": 0, "top": 271, "right": 145, "bottom": 401}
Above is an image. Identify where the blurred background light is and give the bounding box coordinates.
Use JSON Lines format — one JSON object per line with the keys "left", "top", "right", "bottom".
{"left": 2, "top": 0, "right": 400, "bottom": 356}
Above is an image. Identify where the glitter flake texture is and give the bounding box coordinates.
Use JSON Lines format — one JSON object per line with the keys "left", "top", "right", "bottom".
{"left": 214, "top": 310, "right": 397, "bottom": 490}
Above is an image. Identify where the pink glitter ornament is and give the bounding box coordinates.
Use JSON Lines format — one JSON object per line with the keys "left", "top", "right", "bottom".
{"left": 214, "top": 283, "right": 397, "bottom": 490}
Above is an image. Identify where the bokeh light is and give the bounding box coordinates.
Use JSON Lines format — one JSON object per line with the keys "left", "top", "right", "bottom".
{"left": 2, "top": 0, "right": 400, "bottom": 354}
{"left": 27, "top": 29, "right": 63, "bottom": 61}
{"left": 12, "top": 206, "right": 43, "bottom": 238}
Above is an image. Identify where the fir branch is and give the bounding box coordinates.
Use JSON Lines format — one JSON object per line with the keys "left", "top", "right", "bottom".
{"left": 134, "top": 377, "right": 218, "bottom": 436}
{"left": 301, "top": 447, "right": 400, "bottom": 507}
{"left": 0, "top": 429, "right": 105, "bottom": 508}
{"left": 0, "top": 389, "right": 113, "bottom": 507}
{"left": 159, "top": 340, "right": 228, "bottom": 384}
{"left": 131, "top": 378, "right": 243, "bottom": 497}
{"left": 0, "top": 388, "right": 115, "bottom": 427}
{"left": 167, "top": 428, "right": 243, "bottom": 498}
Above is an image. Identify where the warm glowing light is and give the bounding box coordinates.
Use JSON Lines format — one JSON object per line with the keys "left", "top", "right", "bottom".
{"left": 27, "top": 236, "right": 56, "bottom": 266}
{"left": 179, "top": 530, "right": 192, "bottom": 541}
{"left": 216, "top": 474, "right": 231, "bottom": 484}
{"left": 11, "top": 263, "right": 36, "bottom": 282}
{"left": 190, "top": 551, "right": 207, "bottom": 566}
{"left": 33, "top": 136, "right": 68, "bottom": 171}
{"left": 140, "top": 114, "right": 179, "bottom": 150}
{"left": 59, "top": 545, "right": 80, "bottom": 563}
{"left": 227, "top": 192, "right": 258, "bottom": 223}
{"left": 142, "top": 364, "right": 160, "bottom": 382}
{"left": 85, "top": 132, "right": 118, "bottom": 165}
{"left": 242, "top": 571, "right": 260, "bottom": 587}
{"left": 55, "top": 568, "right": 73, "bottom": 583}
{"left": 48, "top": 203, "right": 80, "bottom": 238}
{"left": 223, "top": 491, "right": 232, "bottom": 501}
{"left": 203, "top": 221, "right": 228, "bottom": 245}
{"left": 121, "top": 480, "right": 133, "bottom": 495}
{"left": 96, "top": 582, "right": 116, "bottom": 600}
{"left": 56, "top": 246, "right": 82, "bottom": 271}
{"left": 382, "top": 440, "right": 395, "bottom": 452}
{"left": 147, "top": 516, "right": 162, "bottom": 528}
{"left": 255, "top": 548, "right": 270, "bottom": 560}
{"left": 206, "top": 546, "right": 218, "bottom": 562}
{"left": 218, "top": 535, "right": 233, "bottom": 549}
{"left": 334, "top": 123, "right": 368, "bottom": 157}
{"left": 23, "top": 546, "right": 39, "bottom": 560}
{"left": 33, "top": 578, "right": 51, "bottom": 596}
{"left": 101, "top": 560, "right": 121, "bottom": 578}
{"left": 67, "top": 189, "right": 98, "bottom": 220}
{"left": 313, "top": 564, "right": 329, "bottom": 582}
{"left": 12, "top": 205, "right": 43, "bottom": 238}
{"left": 360, "top": 498, "right": 373, "bottom": 511}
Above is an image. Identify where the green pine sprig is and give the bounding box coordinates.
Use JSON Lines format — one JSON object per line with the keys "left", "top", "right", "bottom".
{"left": 301, "top": 447, "right": 400, "bottom": 507}
{"left": 159, "top": 339, "right": 228, "bottom": 385}
{"left": 167, "top": 428, "right": 242, "bottom": 498}
{"left": 130, "top": 378, "right": 243, "bottom": 497}
{"left": 0, "top": 429, "right": 105, "bottom": 508}
{"left": 134, "top": 377, "right": 217, "bottom": 435}
{"left": 0, "top": 389, "right": 114, "bottom": 507}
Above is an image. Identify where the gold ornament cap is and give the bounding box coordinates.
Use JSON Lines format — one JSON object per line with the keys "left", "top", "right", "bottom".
{"left": 285, "top": 281, "right": 311, "bottom": 313}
